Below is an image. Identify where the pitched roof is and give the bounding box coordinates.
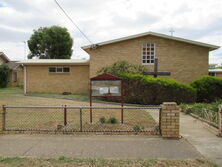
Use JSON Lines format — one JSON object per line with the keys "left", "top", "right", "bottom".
{"left": 82, "top": 31, "right": 220, "bottom": 51}
{"left": 6, "top": 61, "right": 19, "bottom": 69}
{"left": 18, "top": 59, "right": 89, "bottom": 65}
{"left": 209, "top": 69, "right": 222, "bottom": 72}
{"left": 0, "top": 52, "right": 10, "bottom": 63}
{"left": 90, "top": 73, "right": 122, "bottom": 80}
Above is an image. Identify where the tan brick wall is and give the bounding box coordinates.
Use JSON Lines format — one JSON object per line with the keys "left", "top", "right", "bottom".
{"left": 8, "top": 68, "right": 24, "bottom": 87}
{"left": 218, "top": 105, "right": 222, "bottom": 137}
{"left": 160, "top": 102, "right": 180, "bottom": 138}
{"left": 85, "top": 35, "right": 209, "bottom": 84}
{"left": 26, "top": 65, "right": 89, "bottom": 94}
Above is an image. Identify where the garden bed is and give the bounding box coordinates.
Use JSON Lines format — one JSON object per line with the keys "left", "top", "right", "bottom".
{"left": 180, "top": 100, "right": 222, "bottom": 127}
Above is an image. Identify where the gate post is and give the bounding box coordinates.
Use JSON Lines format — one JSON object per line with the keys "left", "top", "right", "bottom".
{"left": 160, "top": 102, "right": 180, "bottom": 139}
{"left": 218, "top": 105, "right": 222, "bottom": 137}
{"left": 0, "top": 105, "right": 6, "bottom": 133}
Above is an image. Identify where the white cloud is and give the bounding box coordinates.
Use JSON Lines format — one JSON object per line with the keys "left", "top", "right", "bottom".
{"left": 0, "top": 0, "right": 221, "bottom": 64}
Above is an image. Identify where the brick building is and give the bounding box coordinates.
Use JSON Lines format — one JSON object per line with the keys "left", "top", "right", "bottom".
{"left": 19, "top": 31, "right": 220, "bottom": 94}
{"left": 0, "top": 52, "right": 23, "bottom": 87}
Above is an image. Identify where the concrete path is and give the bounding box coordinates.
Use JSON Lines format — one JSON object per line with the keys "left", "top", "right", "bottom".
{"left": 180, "top": 113, "right": 222, "bottom": 166}
{"left": 147, "top": 110, "right": 222, "bottom": 166}
{"left": 0, "top": 135, "right": 202, "bottom": 159}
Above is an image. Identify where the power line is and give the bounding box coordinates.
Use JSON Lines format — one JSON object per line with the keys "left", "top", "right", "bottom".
{"left": 54, "top": 0, "right": 93, "bottom": 45}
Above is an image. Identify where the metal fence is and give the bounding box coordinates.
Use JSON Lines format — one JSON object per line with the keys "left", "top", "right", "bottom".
{"left": 3, "top": 105, "right": 161, "bottom": 133}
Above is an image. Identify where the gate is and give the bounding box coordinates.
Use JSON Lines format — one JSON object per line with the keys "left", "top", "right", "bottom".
{"left": 3, "top": 105, "right": 161, "bottom": 134}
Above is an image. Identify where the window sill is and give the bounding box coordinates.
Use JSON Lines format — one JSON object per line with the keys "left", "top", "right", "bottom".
{"left": 142, "top": 63, "right": 154, "bottom": 65}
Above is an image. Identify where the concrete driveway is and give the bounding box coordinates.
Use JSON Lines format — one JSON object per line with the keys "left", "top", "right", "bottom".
{"left": 0, "top": 135, "right": 202, "bottom": 159}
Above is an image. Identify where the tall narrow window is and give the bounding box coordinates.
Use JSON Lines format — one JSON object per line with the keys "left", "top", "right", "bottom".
{"left": 142, "top": 43, "right": 155, "bottom": 64}
{"left": 13, "top": 72, "right": 17, "bottom": 82}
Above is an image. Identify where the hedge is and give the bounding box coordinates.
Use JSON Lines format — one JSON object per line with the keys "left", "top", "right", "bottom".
{"left": 191, "top": 76, "right": 222, "bottom": 102}
{"left": 118, "top": 73, "right": 196, "bottom": 105}
{"left": 0, "top": 64, "right": 9, "bottom": 88}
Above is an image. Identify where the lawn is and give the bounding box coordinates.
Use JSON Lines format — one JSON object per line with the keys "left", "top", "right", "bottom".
{"left": 0, "top": 157, "right": 219, "bottom": 167}
{"left": 0, "top": 87, "right": 157, "bottom": 132}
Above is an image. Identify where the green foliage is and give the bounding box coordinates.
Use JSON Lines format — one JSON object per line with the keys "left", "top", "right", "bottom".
{"left": 97, "top": 61, "right": 146, "bottom": 76}
{"left": 28, "top": 26, "right": 73, "bottom": 59}
{"left": 99, "top": 116, "right": 106, "bottom": 124}
{"left": 180, "top": 99, "right": 222, "bottom": 125}
{"left": 191, "top": 76, "right": 222, "bottom": 102}
{"left": 119, "top": 73, "right": 196, "bottom": 105}
{"left": 133, "top": 125, "right": 141, "bottom": 131}
{"left": 216, "top": 66, "right": 222, "bottom": 69}
{"left": 107, "top": 117, "right": 118, "bottom": 124}
{"left": 0, "top": 64, "right": 9, "bottom": 88}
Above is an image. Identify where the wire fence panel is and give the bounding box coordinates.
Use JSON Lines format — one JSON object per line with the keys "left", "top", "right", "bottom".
{"left": 63, "top": 108, "right": 80, "bottom": 131}
{"left": 4, "top": 106, "right": 161, "bottom": 133}
{"left": 5, "top": 108, "right": 64, "bottom": 131}
{"left": 81, "top": 108, "right": 159, "bottom": 132}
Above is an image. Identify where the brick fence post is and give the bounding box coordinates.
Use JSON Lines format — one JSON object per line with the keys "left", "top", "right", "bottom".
{"left": 0, "top": 105, "right": 5, "bottom": 133}
{"left": 218, "top": 105, "right": 222, "bottom": 137}
{"left": 160, "top": 102, "right": 180, "bottom": 139}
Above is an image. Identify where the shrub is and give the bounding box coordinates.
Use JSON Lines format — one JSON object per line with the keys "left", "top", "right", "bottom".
{"left": 107, "top": 117, "right": 118, "bottom": 124}
{"left": 97, "top": 61, "right": 146, "bottom": 76}
{"left": 0, "top": 64, "right": 10, "bottom": 88}
{"left": 119, "top": 73, "right": 196, "bottom": 105}
{"left": 190, "top": 76, "right": 222, "bottom": 102}
{"left": 133, "top": 125, "right": 141, "bottom": 131}
{"left": 180, "top": 102, "right": 219, "bottom": 125}
{"left": 99, "top": 116, "right": 106, "bottom": 124}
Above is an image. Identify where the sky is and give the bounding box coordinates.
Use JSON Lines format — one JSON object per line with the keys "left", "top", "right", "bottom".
{"left": 0, "top": 0, "right": 222, "bottom": 64}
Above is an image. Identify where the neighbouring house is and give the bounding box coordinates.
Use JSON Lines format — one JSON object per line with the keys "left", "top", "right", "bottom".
{"left": 208, "top": 63, "right": 218, "bottom": 69}
{"left": 209, "top": 69, "right": 222, "bottom": 77}
{"left": 19, "top": 31, "right": 220, "bottom": 94}
{"left": 0, "top": 52, "right": 23, "bottom": 87}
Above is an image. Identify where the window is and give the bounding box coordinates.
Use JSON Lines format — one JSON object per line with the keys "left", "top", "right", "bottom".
{"left": 63, "top": 67, "right": 70, "bottom": 72}
{"left": 209, "top": 72, "right": 215, "bottom": 76}
{"left": 49, "top": 67, "right": 70, "bottom": 73}
{"left": 13, "top": 72, "right": 17, "bottom": 82}
{"left": 142, "top": 43, "right": 155, "bottom": 64}
{"left": 56, "top": 67, "right": 63, "bottom": 73}
{"left": 49, "top": 67, "right": 56, "bottom": 72}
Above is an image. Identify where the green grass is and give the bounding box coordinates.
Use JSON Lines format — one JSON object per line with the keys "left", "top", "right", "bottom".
{"left": 0, "top": 87, "right": 157, "bottom": 132}
{"left": 0, "top": 157, "right": 219, "bottom": 167}
{"left": 0, "top": 87, "right": 23, "bottom": 95}
{"left": 27, "top": 92, "right": 89, "bottom": 101}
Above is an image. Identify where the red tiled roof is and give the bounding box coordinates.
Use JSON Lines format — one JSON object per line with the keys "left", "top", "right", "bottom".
{"left": 90, "top": 73, "right": 121, "bottom": 80}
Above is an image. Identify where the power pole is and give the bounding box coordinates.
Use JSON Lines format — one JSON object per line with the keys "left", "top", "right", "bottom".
{"left": 23, "top": 41, "right": 26, "bottom": 60}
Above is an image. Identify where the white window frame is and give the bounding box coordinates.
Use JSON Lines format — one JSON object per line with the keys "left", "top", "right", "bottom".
{"left": 49, "top": 67, "right": 70, "bottom": 73}
{"left": 141, "top": 43, "right": 156, "bottom": 65}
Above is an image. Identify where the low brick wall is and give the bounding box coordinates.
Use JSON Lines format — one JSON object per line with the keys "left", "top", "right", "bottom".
{"left": 0, "top": 106, "right": 4, "bottom": 133}
{"left": 218, "top": 105, "right": 222, "bottom": 137}
{"left": 160, "top": 102, "right": 180, "bottom": 139}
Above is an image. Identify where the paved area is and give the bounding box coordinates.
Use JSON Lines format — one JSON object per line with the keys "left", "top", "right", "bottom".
{"left": 180, "top": 112, "right": 222, "bottom": 166}
{"left": 0, "top": 135, "right": 202, "bottom": 159}
{"left": 147, "top": 110, "right": 222, "bottom": 166}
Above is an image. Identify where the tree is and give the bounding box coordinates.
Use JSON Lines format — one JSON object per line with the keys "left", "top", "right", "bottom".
{"left": 0, "top": 64, "right": 9, "bottom": 88}
{"left": 97, "top": 61, "right": 146, "bottom": 76}
{"left": 28, "top": 26, "right": 73, "bottom": 59}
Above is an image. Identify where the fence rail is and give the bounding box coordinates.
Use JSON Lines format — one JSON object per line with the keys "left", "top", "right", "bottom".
{"left": 3, "top": 105, "right": 161, "bottom": 134}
